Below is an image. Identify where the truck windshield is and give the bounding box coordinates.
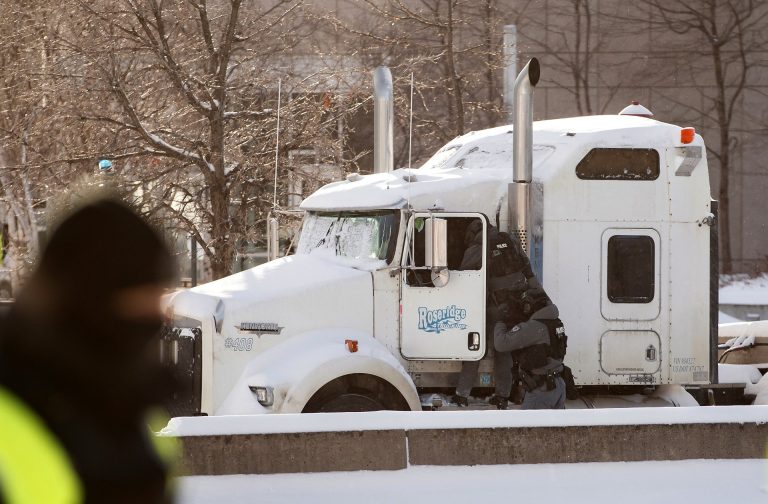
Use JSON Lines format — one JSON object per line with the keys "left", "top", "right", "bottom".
{"left": 297, "top": 211, "right": 400, "bottom": 263}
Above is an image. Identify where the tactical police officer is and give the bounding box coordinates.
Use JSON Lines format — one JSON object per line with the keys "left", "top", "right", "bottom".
{"left": 493, "top": 287, "right": 567, "bottom": 409}
{"left": 452, "top": 222, "right": 535, "bottom": 409}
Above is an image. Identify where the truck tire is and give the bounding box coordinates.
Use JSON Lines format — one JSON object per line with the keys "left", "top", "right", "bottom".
{"left": 316, "top": 392, "right": 385, "bottom": 413}
{"left": 302, "top": 374, "right": 410, "bottom": 413}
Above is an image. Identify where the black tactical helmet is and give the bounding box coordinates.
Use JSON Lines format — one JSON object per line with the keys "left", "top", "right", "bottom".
{"left": 519, "top": 287, "right": 550, "bottom": 316}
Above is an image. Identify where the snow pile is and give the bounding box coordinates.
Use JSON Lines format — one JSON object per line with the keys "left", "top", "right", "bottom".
{"left": 752, "top": 374, "right": 768, "bottom": 405}
{"left": 720, "top": 274, "right": 768, "bottom": 305}
{"left": 159, "top": 405, "right": 768, "bottom": 437}
{"left": 651, "top": 385, "right": 700, "bottom": 406}
{"left": 719, "top": 364, "right": 768, "bottom": 404}
{"left": 722, "top": 333, "right": 757, "bottom": 350}
{"left": 719, "top": 364, "right": 763, "bottom": 385}
{"left": 719, "top": 319, "right": 768, "bottom": 344}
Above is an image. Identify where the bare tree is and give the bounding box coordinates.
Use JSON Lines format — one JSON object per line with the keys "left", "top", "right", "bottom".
{"left": 511, "top": 0, "right": 625, "bottom": 116}
{"left": 52, "top": 0, "right": 345, "bottom": 279}
{"left": 629, "top": 0, "right": 768, "bottom": 273}
{"left": 0, "top": 2, "right": 65, "bottom": 288}
{"left": 327, "top": 0, "right": 508, "bottom": 168}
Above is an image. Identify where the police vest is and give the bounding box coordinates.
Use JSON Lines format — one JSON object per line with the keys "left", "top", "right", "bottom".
{"left": 487, "top": 232, "right": 532, "bottom": 323}
{"left": 0, "top": 387, "right": 82, "bottom": 504}
{"left": 540, "top": 318, "right": 567, "bottom": 360}
{"left": 488, "top": 232, "right": 532, "bottom": 280}
{"left": 515, "top": 318, "right": 567, "bottom": 372}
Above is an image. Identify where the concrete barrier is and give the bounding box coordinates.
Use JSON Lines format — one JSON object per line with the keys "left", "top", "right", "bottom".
{"left": 165, "top": 407, "right": 768, "bottom": 476}
{"left": 179, "top": 430, "right": 407, "bottom": 475}
{"left": 407, "top": 423, "right": 766, "bottom": 466}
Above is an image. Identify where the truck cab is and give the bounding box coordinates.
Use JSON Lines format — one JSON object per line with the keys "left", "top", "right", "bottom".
{"left": 163, "top": 112, "right": 715, "bottom": 416}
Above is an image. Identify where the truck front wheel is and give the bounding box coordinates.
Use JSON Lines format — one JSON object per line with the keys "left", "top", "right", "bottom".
{"left": 316, "top": 392, "right": 384, "bottom": 413}
{"left": 302, "top": 374, "right": 410, "bottom": 413}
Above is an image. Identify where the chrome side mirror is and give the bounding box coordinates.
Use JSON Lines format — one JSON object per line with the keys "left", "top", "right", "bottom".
{"left": 424, "top": 217, "right": 448, "bottom": 269}
{"left": 425, "top": 217, "right": 450, "bottom": 287}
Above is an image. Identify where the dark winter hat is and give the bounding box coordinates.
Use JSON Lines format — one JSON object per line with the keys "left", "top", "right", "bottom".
{"left": 35, "top": 199, "right": 175, "bottom": 302}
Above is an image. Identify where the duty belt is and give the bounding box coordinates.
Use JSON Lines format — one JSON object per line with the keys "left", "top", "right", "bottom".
{"left": 520, "top": 369, "right": 562, "bottom": 392}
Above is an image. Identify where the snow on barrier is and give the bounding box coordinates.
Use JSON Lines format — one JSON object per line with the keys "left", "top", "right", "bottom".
{"left": 160, "top": 407, "right": 768, "bottom": 475}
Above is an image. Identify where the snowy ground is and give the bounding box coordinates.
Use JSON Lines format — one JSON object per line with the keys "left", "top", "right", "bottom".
{"left": 720, "top": 274, "right": 768, "bottom": 306}
{"left": 177, "top": 459, "right": 767, "bottom": 504}
{"left": 161, "top": 405, "right": 768, "bottom": 437}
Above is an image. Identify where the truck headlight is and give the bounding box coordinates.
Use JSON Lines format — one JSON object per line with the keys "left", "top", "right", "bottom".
{"left": 249, "top": 385, "right": 274, "bottom": 406}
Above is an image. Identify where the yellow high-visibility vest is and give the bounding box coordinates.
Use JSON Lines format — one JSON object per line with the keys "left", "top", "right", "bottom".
{"left": 0, "top": 387, "right": 82, "bottom": 504}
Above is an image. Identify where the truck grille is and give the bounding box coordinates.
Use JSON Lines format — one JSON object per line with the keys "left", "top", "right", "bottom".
{"left": 160, "top": 325, "right": 203, "bottom": 417}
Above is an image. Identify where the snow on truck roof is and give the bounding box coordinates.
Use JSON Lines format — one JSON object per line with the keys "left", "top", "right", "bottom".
{"left": 301, "top": 115, "right": 698, "bottom": 212}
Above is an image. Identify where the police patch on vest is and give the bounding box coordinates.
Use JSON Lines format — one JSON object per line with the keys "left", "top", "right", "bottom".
{"left": 540, "top": 318, "right": 568, "bottom": 359}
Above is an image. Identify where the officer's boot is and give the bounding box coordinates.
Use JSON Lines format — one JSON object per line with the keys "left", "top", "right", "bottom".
{"left": 489, "top": 394, "right": 509, "bottom": 410}
{"left": 451, "top": 394, "right": 469, "bottom": 407}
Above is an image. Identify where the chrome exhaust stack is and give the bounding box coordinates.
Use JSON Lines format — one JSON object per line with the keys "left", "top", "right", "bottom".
{"left": 373, "top": 66, "right": 394, "bottom": 174}
{"left": 266, "top": 215, "right": 279, "bottom": 261}
{"left": 509, "top": 58, "right": 540, "bottom": 255}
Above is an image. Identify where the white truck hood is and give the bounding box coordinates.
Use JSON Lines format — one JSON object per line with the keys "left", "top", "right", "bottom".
{"left": 168, "top": 254, "right": 374, "bottom": 323}
{"left": 167, "top": 254, "right": 376, "bottom": 413}
{"left": 172, "top": 255, "right": 370, "bottom": 309}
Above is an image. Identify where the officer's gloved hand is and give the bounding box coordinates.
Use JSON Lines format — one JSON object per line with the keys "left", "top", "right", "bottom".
{"left": 507, "top": 272, "right": 528, "bottom": 292}
{"left": 486, "top": 305, "right": 499, "bottom": 324}
{"left": 498, "top": 302, "right": 512, "bottom": 321}
{"left": 487, "top": 304, "right": 506, "bottom": 325}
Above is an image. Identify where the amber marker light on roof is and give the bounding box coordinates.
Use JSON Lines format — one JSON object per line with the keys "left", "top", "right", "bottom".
{"left": 681, "top": 127, "right": 696, "bottom": 144}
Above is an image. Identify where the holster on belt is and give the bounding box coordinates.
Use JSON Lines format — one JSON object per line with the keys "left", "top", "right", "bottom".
{"left": 519, "top": 370, "right": 540, "bottom": 392}
{"left": 521, "top": 369, "right": 561, "bottom": 392}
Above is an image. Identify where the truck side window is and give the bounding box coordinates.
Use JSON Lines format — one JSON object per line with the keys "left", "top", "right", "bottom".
{"left": 406, "top": 216, "right": 483, "bottom": 286}
{"left": 576, "top": 148, "right": 659, "bottom": 180}
{"left": 607, "top": 235, "right": 655, "bottom": 303}
{"left": 450, "top": 217, "right": 482, "bottom": 271}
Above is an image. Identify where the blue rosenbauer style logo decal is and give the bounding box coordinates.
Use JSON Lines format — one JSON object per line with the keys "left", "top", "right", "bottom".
{"left": 417, "top": 305, "right": 468, "bottom": 334}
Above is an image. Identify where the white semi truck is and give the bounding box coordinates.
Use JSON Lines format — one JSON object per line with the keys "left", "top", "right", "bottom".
{"left": 162, "top": 59, "right": 719, "bottom": 415}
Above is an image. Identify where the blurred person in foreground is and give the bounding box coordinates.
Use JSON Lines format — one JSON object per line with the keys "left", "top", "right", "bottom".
{"left": 0, "top": 197, "right": 176, "bottom": 503}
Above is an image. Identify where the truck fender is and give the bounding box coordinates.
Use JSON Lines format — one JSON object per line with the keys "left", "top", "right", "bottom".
{"left": 216, "top": 329, "right": 421, "bottom": 415}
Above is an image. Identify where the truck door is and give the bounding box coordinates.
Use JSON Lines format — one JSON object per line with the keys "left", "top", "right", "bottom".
{"left": 599, "top": 228, "right": 662, "bottom": 377}
{"left": 400, "top": 213, "right": 487, "bottom": 360}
